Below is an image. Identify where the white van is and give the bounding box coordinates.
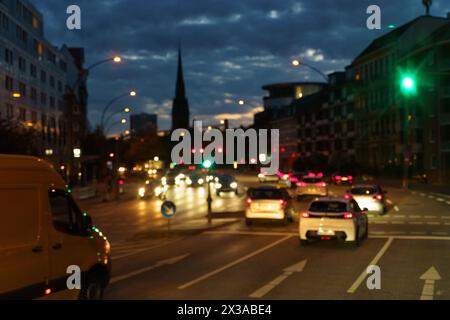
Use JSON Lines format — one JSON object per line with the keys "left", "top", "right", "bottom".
{"left": 0, "top": 155, "right": 111, "bottom": 300}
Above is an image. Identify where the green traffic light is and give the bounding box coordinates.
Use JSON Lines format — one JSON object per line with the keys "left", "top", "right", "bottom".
{"left": 203, "top": 160, "right": 212, "bottom": 169}
{"left": 400, "top": 75, "right": 416, "bottom": 95}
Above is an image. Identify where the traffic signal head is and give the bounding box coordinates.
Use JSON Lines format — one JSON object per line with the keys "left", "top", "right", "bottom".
{"left": 202, "top": 160, "right": 212, "bottom": 169}
{"left": 400, "top": 75, "right": 417, "bottom": 96}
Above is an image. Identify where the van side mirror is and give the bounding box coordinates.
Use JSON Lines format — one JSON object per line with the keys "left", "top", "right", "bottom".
{"left": 82, "top": 214, "right": 93, "bottom": 231}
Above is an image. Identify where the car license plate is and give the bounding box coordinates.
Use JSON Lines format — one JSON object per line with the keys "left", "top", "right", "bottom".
{"left": 317, "top": 229, "right": 335, "bottom": 236}
{"left": 341, "top": 177, "right": 348, "bottom": 181}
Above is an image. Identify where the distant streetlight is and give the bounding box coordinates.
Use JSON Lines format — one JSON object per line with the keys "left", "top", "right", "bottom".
{"left": 121, "top": 118, "right": 127, "bottom": 124}
{"left": 109, "top": 153, "right": 115, "bottom": 158}
{"left": 291, "top": 58, "right": 328, "bottom": 82}
{"left": 12, "top": 92, "right": 21, "bottom": 98}
{"left": 124, "top": 107, "right": 131, "bottom": 113}
{"left": 238, "top": 99, "right": 245, "bottom": 106}
{"left": 73, "top": 148, "right": 82, "bottom": 159}
{"left": 45, "top": 149, "right": 54, "bottom": 156}
{"left": 113, "top": 56, "right": 122, "bottom": 63}
{"left": 100, "top": 91, "right": 137, "bottom": 131}
{"left": 154, "top": 156, "right": 160, "bottom": 162}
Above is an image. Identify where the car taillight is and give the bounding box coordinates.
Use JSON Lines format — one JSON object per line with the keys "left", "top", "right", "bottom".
{"left": 344, "top": 213, "right": 353, "bottom": 219}
{"left": 344, "top": 194, "right": 353, "bottom": 199}
{"left": 246, "top": 198, "right": 252, "bottom": 205}
{"left": 335, "top": 176, "right": 342, "bottom": 180}
{"left": 316, "top": 182, "right": 327, "bottom": 187}
{"left": 348, "top": 176, "right": 353, "bottom": 180}
{"left": 302, "top": 212, "right": 310, "bottom": 218}
{"left": 373, "top": 194, "right": 383, "bottom": 200}
{"left": 297, "top": 182, "right": 307, "bottom": 187}
{"left": 317, "top": 173, "right": 324, "bottom": 178}
{"left": 279, "top": 199, "right": 287, "bottom": 206}
{"left": 118, "top": 180, "right": 124, "bottom": 185}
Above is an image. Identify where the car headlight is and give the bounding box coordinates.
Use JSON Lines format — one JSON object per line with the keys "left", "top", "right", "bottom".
{"left": 230, "top": 182, "right": 238, "bottom": 189}
{"left": 162, "top": 178, "right": 167, "bottom": 185}
{"left": 198, "top": 178, "right": 204, "bottom": 185}
{"left": 258, "top": 173, "right": 264, "bottom": 178}
{"left": 283, "top": 174, "right": 289, "bottom": 180}
{"left": 215, "top": 183, "right": 222, "bottom": 189}
{"left": 138, "top": 187, "right": 146, "bottom": 197}
{"left": 186, "top": 178, "right": 192, "bottom": 185}
{"left": 154, "top": 186, "right": 162, "bottom": 195}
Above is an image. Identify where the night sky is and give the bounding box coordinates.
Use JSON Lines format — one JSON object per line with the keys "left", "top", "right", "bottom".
{"left": 33, "top": 0, "right": 448, "bottom": 133}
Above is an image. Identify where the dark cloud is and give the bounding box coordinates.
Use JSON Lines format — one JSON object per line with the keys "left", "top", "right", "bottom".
{"left": 33, "top": 0, "right": 437, "bottom": 132}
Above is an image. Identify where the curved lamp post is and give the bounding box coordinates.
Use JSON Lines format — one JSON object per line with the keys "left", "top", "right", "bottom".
{"left": 100, "top": 91, "right": 136, "bottom": 131}
{"left": 291, "top": 58, "right": 328, "bottom": 83}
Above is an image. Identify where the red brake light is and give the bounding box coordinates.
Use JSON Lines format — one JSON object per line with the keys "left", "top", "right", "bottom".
{"left": 344, "top": 194, "right": 353, "bottom": 199}
{"left": 297, "top": 182, "right": 307, "bottom": 187}
{"left": 335, "top": 176, "right": 342, "bottom": 180}
{"left": 246, "top": 198, "right": 252, "bottom": 205}
{"left": 302, "top": 212, "right": 310, "bottom": 218}
{"left": 374, "top": 194, "right": 383, "bottom": 200}
{"left": 348, "top": 176, "right": 353, "bottom": 180}
{"left": 279, "top": 199, "right": 287, "bottom": 206}
{"left": 316, "top": 182, "right": 327, "bottom": 187}
{"left": 118, "top": 180, "right": 124, "bottom": 185}
{"left": 344, "top": 213, "right": 353, "bottom": 219}
{"left": 317, "top": 172, "right": 324, "bottom": 178}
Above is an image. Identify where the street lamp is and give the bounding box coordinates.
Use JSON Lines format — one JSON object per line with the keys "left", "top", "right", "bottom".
{"left": 291, "top": 58, "right": 329, "bottom": 83}
{"left": 73, "top": 148, "right": 82, "bottom": 159}
{"left": 103, "top": 107, "right": 132, "bottom": 131}
{"left": 100, "top": 91, "right": 137, "bottom": 131}
{"left": 12, "top": 92, "right": 21, "bottom": 98}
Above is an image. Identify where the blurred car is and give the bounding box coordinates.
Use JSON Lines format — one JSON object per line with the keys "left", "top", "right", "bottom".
{"left": 138, "top": 179, "right": 167, "bottom": 200}
{"left": 245, "top": 186, "right": 295, "bottom": 225}
{"left": 186, "top": 173, "right": 205, "bottom": 187}
{"left": 162, "top": 171, "right": 181, "bottom": 187}
{"left": 331, "top": 173, "right": 353, "bottom": 185}
{"left": 296, "top": 176, "right": 328, "bottom": 199}
{"left": 345, "top": 185, "right": 387, "bottom": 215}
{"left": 299, "top": 197, "right": 368, "bottom": 246}
{"left": 215, "top": 174, "right": 239, "bottom": 196}
{"left": 257, "top": 172, "right": 279, "bottom": 183}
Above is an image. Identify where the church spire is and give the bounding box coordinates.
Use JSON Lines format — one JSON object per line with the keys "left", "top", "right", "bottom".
{"left": 175, "top": 47, "right": 186, "bottom": 98}
{"left": 172, "top": 45, "right": 190, "bottom": 130}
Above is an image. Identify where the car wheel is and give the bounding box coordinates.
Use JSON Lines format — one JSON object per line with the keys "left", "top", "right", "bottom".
{"left": 79, "top": 273, "right": 104, "bottom": 300}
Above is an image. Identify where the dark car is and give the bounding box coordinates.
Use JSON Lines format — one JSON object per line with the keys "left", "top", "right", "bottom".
{"left": 331, "top": 173, "right": 354, "bottom": 185}
{"left": 186, "top": 173, "right": 205, "bottom": 187}
{"left": 215, "top": 174, "right": 239, "bottom": 196}
{"left": 162, "top": 170, "right": 180, "bottom": 186}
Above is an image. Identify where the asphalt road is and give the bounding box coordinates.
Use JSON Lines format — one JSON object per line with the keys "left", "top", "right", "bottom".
{"left": 80, "top": 174, "right": 450, "bottom": 300}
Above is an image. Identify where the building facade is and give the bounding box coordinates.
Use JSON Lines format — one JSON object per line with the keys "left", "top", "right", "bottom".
{"left": 0, "top": 0, "right": 86, "bottom": 171}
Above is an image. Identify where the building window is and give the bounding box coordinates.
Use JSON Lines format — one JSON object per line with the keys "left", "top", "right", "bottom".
{"left": 16, "top": 25, "right": 28, "bottom": 43}
{"left": 50, "top": 96, "right": 55, "bottom": 109}
{"left": 0, "top": 10, "right": 9, "bottom": 30}
{"left": 30, "top": 63, "right": 37, "bottom": 78}
{"left": 4, "top": 75, "right": 13, "bottom": 91}
{"left": 4, "top": 48, "right": 13, "bottom": 65}
{"left": 40, "top": 70, "right": 46, "bottom": 83}
{"left": 31, "top": 111, "right": 37, "bottom": 124}
{"left": 30, "top": 87, "right": 37, "bottom": 102}
{"left": 59, "top": 60, "right": 67, "bottom": 72}
{"left": 6, "top": 103, "right": 14, "bottom": 119}
{"left": 18, "top": 56, "right": 26, "bottom": 72}
{"left": 57, "top": 81, "right": 63, "bottom": 92}
{"left": 47, "top": 50, "right": 56, "bottom": 64}
{"left": 35, "top": 40, "right": 43, "bottom": 58}
{"left": 41, "top": 92, "right": 47, "bottom": 106}
{"left": 18, "top": 82, "right": 26, "bottom": 97}
{"left": 50, "top": 76, "right": 55, "bottom": 88}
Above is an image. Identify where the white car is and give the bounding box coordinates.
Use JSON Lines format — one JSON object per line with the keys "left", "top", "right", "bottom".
{"left": 296, "top": 177, "right": 328, "bottom": 198}
{"left": 299, "top": 198, "right": 368, "bottom": 246}
{"left": 345, "top": 185, "right": 387, "bottom": 215}
{"left": 245, "top": 186, "right": 295, "bottom": 225}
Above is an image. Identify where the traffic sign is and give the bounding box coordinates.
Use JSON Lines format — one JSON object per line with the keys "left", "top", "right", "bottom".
{"left": 161, "top": 201, "right": 176, "bottom": 219}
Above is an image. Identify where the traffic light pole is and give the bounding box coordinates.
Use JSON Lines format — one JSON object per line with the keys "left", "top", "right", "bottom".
{"left": 402, "top": 106, "right": 413, "bottom": 190}
{"left": 207, "top": 178, "right": 212, "bottom": 225}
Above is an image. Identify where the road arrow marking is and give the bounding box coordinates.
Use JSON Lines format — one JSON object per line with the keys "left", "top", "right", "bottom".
{"left": 249, "top": 260, "right": 307, "bottom": 298}
{"left": 110, "top": 253, "right": 190, "bottom": 284}
{"left": 419, "top": 266, "right": 441, "bottom": 300}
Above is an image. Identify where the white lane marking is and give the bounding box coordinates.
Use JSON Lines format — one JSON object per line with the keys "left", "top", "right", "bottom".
{"left": 447, "top": 202, "right": 450, "bottom": 205}
{"left": 394, "top": 206, "right": 400, "bottom": 212}
{"left": 371, "top": 221, "right": 388, "bottom": 224}
{"left": 409, "top": 222, "right": 424, "bottom": 225}
{"left": 205, "top": 230, "right": 296, "bottom": 237}
{"left": 409, "top": 215, "right": 421, "bottom": 219}
{"left": 178, "top": 235, "right": 293, "bottom": 290}
{"left": 347, "top": 237, "right": 394, "bottom": 294}
{"left": 420, "top": 193, "right": 426, "bottom": 197}
{"left": 436, "top": 198, "right": 445, "bottom": 202}
{"left": 249, "top": 260, "right": 307, "bottom": 298}
{"left": 425, "top": 215, "right": 437, "bottom": 219}
{"left": 445, "top": 222, "right": 450, "bottom": 226}
{"left": 410, "top": 232, "right": 427, "bottom": 235}
{"left": 392, "top": 215, "right": 406, "bottom": 218}
{"left": 427, "top": 222, "right": 441, "bottom": 226}
{"left": 391, "top": 221, "right": 404, "bottom": 225}
{"left": 110, "top": 254, "right": 190, "bottom": 284}
{"left": 420, "top": 267, "right": 441, "bottom": 300}
{"left": 370, "top": 235, "right": 450, "bottom": 241}
{"left": 371, "top": 231, "right": 387, "bottom": 235}
{"left": 113, "top": 240, "right": 180, "bottom": 260}
{"left": 442, "top": 216, "right": 450, "bottom": 220}
{"left": 387, "top": 199, "right": 393, "bottom": 205}
{"left": 431, "top": 232, "right": 448, "bottom": 236}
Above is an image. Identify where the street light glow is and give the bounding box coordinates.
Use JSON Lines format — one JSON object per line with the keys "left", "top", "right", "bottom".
{"left": 113, "top": 56, "right": 122, "bottom": 63}
{"left": 12, "top": 92, "right": 21, "bottom": 98}
{"left": 124, "top": 107, "right": 131, "bottom": 113}
{"left": 121, "top": 118, "right": 127, "bottom": 124}
{"left": 129, "top": 91, "right": 137, "bottom": 97}
{"left": 292, "top": 59, "right": 301, "bottom": 67}
{"left": 238, "top": 99, "right": 245, "bottom": 105}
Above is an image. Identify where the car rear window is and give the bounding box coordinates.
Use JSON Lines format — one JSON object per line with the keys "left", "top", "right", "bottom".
{"left": 219, "top": 175, "right": 234, "bottom": 183}
{"left": 302, "top": 178, "right": 322, "bottom": 183}
{"left": 350, "top": 188, "right": 378, "bottom": 195}
{"left": 250, "top": 189, "right": 283, "bottom": 200}
{"left": 309, "top": 201, "right": 347, "bottom": 213}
